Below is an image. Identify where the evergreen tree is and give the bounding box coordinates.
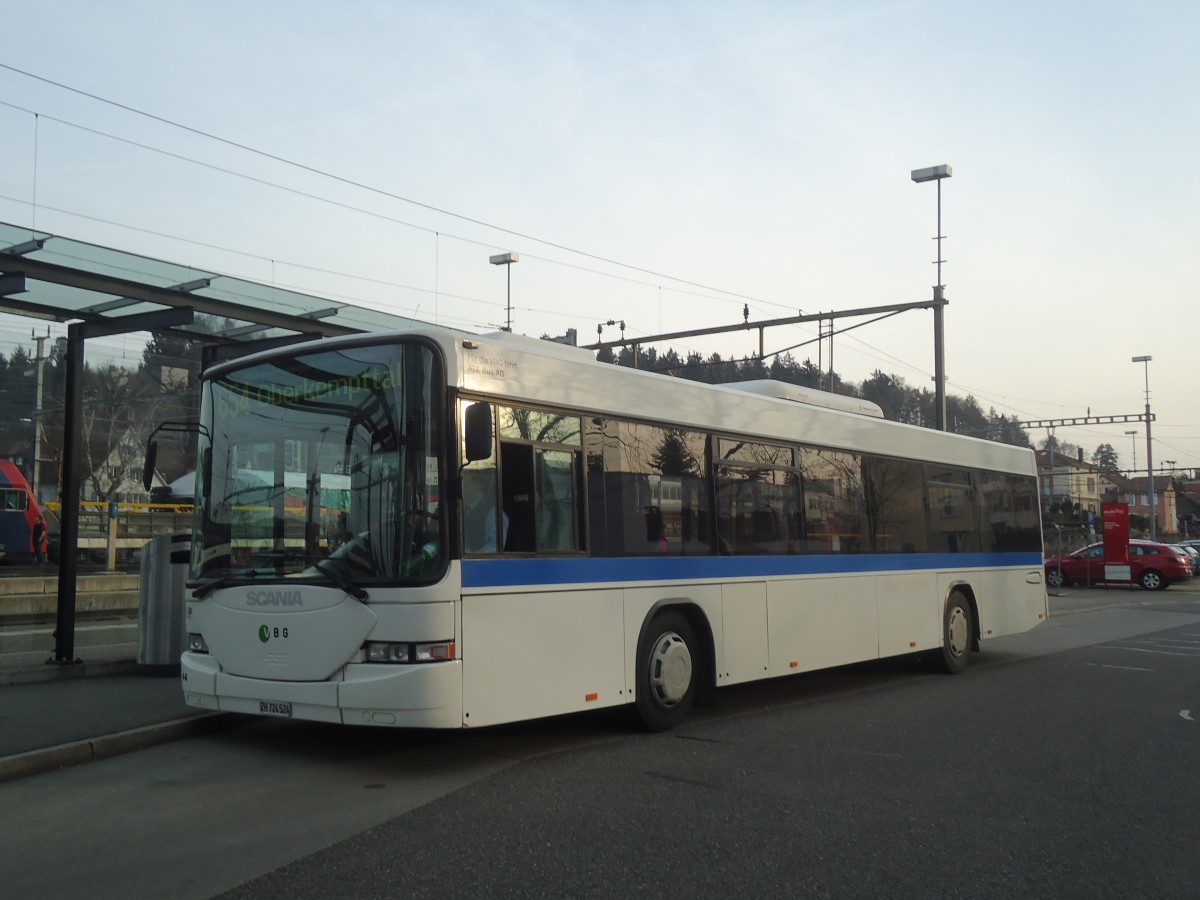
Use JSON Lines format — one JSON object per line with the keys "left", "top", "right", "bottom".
{"left": 651, "top": 430, "right": 700, "bottom": 476}
{"left": 1092, "top": 442, "right": 1120, "bottom": 475}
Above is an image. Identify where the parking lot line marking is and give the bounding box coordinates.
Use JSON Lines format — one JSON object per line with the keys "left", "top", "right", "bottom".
{"left": 1110, "top": 645, "right": 1196, "bottom": 658}
{"left": 1087, "top": 663, "right": 1153, "bottom": 672}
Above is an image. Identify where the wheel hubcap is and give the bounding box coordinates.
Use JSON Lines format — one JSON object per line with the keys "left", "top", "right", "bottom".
{"left": 648, "top": 632, "right": 692, "bottom": 706}
{"left": 947, "top": 606, "right": 968, "bottom": 657}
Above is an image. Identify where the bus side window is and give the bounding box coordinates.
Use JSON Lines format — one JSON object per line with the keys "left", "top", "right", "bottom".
{"left": 535, "top": 449, "right": 578, "bottom": 551}
{"left": 498, "top": 442, "right": 582, "bottom": 553}
{"left": 494, "top": 405, "right": 584, "bottom": 554}
{"left": 462, "top": 401, "right": 506, "bottom": 555}
{"left": 463, "top": 465, "right": 504, "bottom": 553}
{"left": 925, "top": 466, "right": 980, "bottom": 553}
{"left": 500, "top": 443, "right": 536, "bottom": 552}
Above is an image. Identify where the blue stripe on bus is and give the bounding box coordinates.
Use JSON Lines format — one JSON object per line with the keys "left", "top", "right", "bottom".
{"left": 461, "top": 553, "right": 1044, "bottom": 588}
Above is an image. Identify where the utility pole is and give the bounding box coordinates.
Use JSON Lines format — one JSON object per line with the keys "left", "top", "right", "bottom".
{"left": 1132, "top": 356, "right": 1155, "bottom": 540}
{"left": 911, "top": 164, "right": 952, "bottom": 431}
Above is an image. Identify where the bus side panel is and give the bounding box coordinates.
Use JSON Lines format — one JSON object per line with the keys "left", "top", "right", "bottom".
{"left": 719, "top": 582, "right": 768, "bottom": 686}
{"left": 621, "top": 583, "right": 724, "bottom": 692}
{"left": 766, "top": 575, "right": 879, "bottom": 677}
{"left": 877, "top": 570, "right": 941, "bottom": 658}
{"left": 462, "top": 588, "right": 625, "bottom": 728}
{"left": 952, "top": 568, "right": 1047, "bottom": 640}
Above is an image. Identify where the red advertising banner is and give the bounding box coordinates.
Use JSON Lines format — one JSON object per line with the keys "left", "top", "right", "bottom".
{"left": 1102, "top": 503, "right": 1130, "bottom": 565}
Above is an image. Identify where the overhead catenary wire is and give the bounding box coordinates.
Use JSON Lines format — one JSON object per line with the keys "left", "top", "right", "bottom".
{"left": 2, "top": 64, "right": 1152, "bottom": 455}
{"left": 0, "top": 63, "right": 796, "bottom": 318}
{"left": 0, "top": 65, "right": 971, "bottom": 386}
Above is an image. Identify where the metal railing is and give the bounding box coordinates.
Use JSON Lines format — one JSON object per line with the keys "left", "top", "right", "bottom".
{"left": 41, "top": 501, "right": 193, "bottom": 569}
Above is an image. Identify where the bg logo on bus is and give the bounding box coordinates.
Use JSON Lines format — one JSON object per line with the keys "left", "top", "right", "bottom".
{"left": 258, "top": 625, "right": 289, "bottom": 643}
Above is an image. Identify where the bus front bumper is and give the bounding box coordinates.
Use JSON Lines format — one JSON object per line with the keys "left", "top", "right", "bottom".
{"left": 181, "top": 652, "right": 464, "bottom": 729}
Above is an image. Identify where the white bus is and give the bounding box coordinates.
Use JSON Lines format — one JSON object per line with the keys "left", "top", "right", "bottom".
{"left": 180, "top": 327, "right": 1047, "bottom": 730}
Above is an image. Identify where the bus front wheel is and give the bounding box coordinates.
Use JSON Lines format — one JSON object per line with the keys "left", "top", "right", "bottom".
{"left": 635, "top": 611, "right": 697, "bottom": 731}
{"left": 938, "top": 592, "right": 973, "bottom": 675}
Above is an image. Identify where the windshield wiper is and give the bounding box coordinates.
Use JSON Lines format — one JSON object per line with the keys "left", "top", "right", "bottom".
{"left": 191, "top": 568, "right": 258, "bottom": 599}
{"left": 310, "top": 560, "right": 369, "bottom": 600}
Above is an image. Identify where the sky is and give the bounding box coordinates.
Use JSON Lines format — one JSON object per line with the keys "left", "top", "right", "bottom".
{"left": 0, "top": 0, "right": 1197, "bottom": 474}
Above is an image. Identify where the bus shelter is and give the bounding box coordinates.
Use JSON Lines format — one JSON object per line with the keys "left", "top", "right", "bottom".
{"left": 0, "top": 220, "right": 423, "bottom": 664}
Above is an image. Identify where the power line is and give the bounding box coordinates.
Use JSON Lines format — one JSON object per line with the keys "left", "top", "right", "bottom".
{"left": 0, "top": 63, "right": 794, "bottom": 316}
{"left": 0, "top": 80, "right": 950, "bottom": 378}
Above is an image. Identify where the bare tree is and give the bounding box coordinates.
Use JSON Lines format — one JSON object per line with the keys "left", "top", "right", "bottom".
{"left": 80, "top": 363, "right": 164, "bottom": 501}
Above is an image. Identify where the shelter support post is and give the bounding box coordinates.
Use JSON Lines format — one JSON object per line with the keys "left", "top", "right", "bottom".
{"left": 51, "top": 308, "right": 195, "bottom": 666}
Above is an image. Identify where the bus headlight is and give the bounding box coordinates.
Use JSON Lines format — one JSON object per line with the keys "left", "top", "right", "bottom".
{"left": 364, "top": 641, "right": 455, "bottom": 663}
{"left": 187, "top": 633, "right": 209, "bottom": 654}
{"left": 366, "top": 642, "right": 410, "bottom": 663}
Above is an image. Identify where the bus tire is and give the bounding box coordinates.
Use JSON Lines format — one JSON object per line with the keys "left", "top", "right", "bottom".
{"left": 938, "top": 591, "right": 973, "bottom": 675}
{"left": 635, "top": 610, "right": 696, "bottom": 731}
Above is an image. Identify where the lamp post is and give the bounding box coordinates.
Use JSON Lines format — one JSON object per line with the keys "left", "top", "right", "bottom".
{"left": 1132, "top": 355, "right": 1155, "bottom": 540}
{"left": 489, "top": 252, "right": 519, "bottom": 332}
{"left": 911, "top": 163, "right": 952, "bottom": 431}
{"left": 1124, "top": 429, "right": 1138, "bottom": 473}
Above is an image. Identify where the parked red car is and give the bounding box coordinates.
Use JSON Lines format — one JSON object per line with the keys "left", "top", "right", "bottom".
{"left": 1044, "top": 540, "right": 1194, "bottom": 591}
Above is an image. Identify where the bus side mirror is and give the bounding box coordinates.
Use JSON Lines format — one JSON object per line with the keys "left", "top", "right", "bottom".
{"left": 464, "top": 402, "right": 493, "bottom": 462}
{"left": 142, "top": 420, "right": 208, "bottom": 492}
{"left": 142, "top": 441, "right": 158, "bottom": 492}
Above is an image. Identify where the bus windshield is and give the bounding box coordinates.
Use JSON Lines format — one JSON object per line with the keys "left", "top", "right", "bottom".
{"left": 192, "top": 341, "right": 444, "bottom": 587}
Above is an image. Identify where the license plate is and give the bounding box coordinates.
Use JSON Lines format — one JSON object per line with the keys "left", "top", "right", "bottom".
{"left": 259, "top": 700, "right": 293, "bottom": 717}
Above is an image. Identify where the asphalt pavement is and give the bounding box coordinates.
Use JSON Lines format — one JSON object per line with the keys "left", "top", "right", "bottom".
{"left": 0, "top": 580, "right": 1192, "bottom": 784}
{"left": 0, "top": 643, "right": 229, "bottom": 783}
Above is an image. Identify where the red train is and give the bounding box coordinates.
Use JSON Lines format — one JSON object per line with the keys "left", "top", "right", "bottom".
{"left": 0, "top": 459, "right": 46, "bottom": 564}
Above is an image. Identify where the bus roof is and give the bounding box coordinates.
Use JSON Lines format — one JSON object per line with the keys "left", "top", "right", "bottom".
{"left": 450, "top": 330, "right": 1033, "bottom": 476}
{"left": 204, "top": 325, "right": 1036, "bottom": 477}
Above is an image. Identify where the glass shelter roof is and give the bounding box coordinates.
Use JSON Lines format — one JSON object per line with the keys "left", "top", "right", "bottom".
{"left": 0, "top": 220, "right": 421, "bottom": 348}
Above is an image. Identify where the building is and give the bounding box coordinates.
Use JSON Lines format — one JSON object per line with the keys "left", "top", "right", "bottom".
{"left": 1103, "top": 473, "right": 1180, "bottom": 537}
{"left": 1175, "top": 478, "right": 1200, "bottom": 537}
{"left": 1036, "top": 449, "right": 1113, "bottom": 528}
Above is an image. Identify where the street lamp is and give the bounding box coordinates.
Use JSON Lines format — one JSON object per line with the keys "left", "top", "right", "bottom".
{"left": 1132, "top": 355, "right": 1155, "bottom": 540}
{"left": 1124, "top": 429, "right": 1138, "bottom": 473}
{"left": 489, "top": 252, "right": 519, "bottom": 332}
{"left": 911, "top": 163, "right": 952, "bottom": 431}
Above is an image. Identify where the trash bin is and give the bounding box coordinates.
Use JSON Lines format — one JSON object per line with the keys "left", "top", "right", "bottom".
{"left": 137, "top": 531, "right": 191, "bottom": 675}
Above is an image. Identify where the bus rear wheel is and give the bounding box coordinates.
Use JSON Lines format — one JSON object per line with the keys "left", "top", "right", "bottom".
{"left": 937, "top": 592, "right": 973, "bottom": 674}
{"left": 635, "top": 610, "right": 696, "bottom": 731}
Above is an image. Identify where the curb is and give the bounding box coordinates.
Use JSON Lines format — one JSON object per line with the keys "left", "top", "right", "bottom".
{"left": 0, "top": 658, "right": 139, "bottom": 686}
{"left": 0, "top": 712, "right": 238, "bottom": 783}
